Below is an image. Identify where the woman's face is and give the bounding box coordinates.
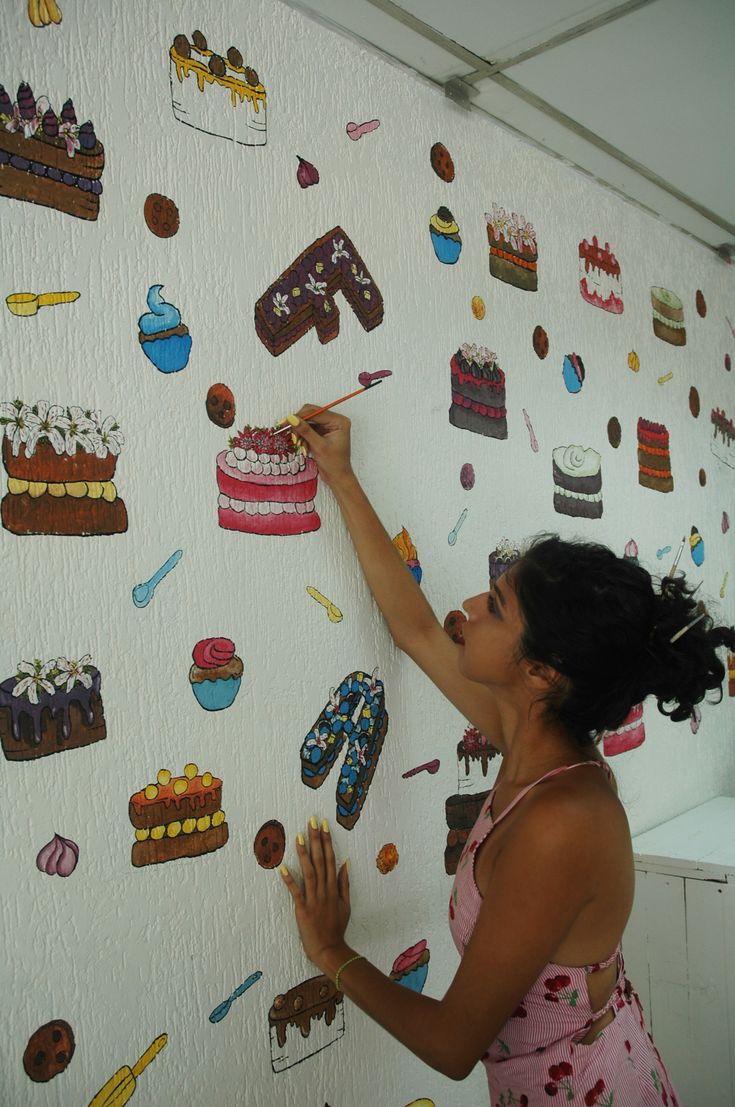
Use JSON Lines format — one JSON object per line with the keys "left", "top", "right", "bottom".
{"left": 459, "top": 570, "right": 524, "bottom": 687}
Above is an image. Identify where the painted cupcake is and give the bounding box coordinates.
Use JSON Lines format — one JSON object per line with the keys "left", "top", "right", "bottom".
{"left": 392, "top": 526, "right": 422, "bottom": 584}
{"left": 390, "top": 939, "right": 430, "bottom": 994}
{"left": 429, "top": 207, "right": 462, "bottom": 264}
{"left": 138, "top": 284, "right": 192, "bottom": 373}
{"left": 189, "top": 638, "right": 243, "bottom": 711}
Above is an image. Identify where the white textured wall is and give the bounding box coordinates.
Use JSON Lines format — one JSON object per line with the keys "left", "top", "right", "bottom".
{"left": 1, "top": 1, "right": 734, "bottom": 1105}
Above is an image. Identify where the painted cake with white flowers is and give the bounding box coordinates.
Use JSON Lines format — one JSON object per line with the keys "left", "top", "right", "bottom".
{"left": 449, "top": 343, "right": 507, "bottom": 439}
{"left": 0, "top": 654, "right": 106, "bottom": 761}
{"left": 1, "top": 400, "right": 127, "bottom": 536}
{"left": 485, "top": 204, "right": 537, "bottom": 291}
{"left": 217, "top": 424, "right": 320, "bottom": 536}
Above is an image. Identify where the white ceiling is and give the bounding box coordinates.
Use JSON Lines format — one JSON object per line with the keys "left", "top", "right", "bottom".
{"left": 285, "top": 0, "right": 735, "bottom": 254}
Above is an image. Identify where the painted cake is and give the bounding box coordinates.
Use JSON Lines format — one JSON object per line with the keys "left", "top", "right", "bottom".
{"left": 602, "top": 703, "right": 645, "bottom": 757}
{"left": 651, "top": 287, "right": 686, "bottom": 346}
{"left": 488, "top": 538, "right": 520, "bottom": 583}
{"left": 390, "top": 939, "right": 430, "bottom": 994}
{"left": 301, "top": 669, "right": 389, "bottom": 830}
{"left": 485, "top": 204, "right": 537, "bottom": 291}
{"left": 457, "top": 725, "right": 499, "bottom": 792}
{"left": 129, "top": 762, "right": 228, "bottom": 868}
{"left": 392, "top": 526, "right": 422, "bottom": 584}
{"left": 0, "top": 655, "right": 105, "bottom": 761}
{"left": 254, "top": 228, "right": 383, "bottom": 356}
{"left": 1, "top": 399, "right": 126, "bottom": 536}
{"left": 444, "top": 791, "right": 490, "bottom": 875}
{"left": 637, "top": 418, "right": 673, "bottom": 493}
{"left": 552, "top": 445, "right": 603, "bottom": 519}
{"left": 448, "top": 343, "right": 507, "bottom": 439}
{"left": 728, "top": 653, "right": 735, "bottom": 697}
{"left": 269, "top": 975, "right": 345, "bottom": 1073}
{"left": 0, "top": 82, "right": 104, "bottom": 220}
{"left": 578, "top": 236, "right": 623, "bottom": 313}
{"left": 217, "top": 424, "right": 320, "bottom": 536}
{"left": 711, "top": 407, "right": 735, "bottom": 470}
{"left": 170, "top": 31, "right": 266, "bottom": 146}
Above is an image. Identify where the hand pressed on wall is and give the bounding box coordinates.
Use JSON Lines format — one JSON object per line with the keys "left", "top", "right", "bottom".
{"left": 280, "top": 818, "right": 351, "bottom": 966}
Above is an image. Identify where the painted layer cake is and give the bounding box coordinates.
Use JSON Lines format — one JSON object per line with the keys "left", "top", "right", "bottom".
{"left": 637, "top": 418, "right": 673, "bottom": 492}
{"left": 579, "top": 236, "right": 623, "bottom": 314}
{"left": 0, "top": 82, "right": 104, "bottom": 220}
{"left": 552, "top": 445, "right": 603, "bottom": 519}
{"left": 129, "top": 762, "right": 228, "bottom": 868}
{"left": 651, "top": 287, "right": 686, "bottom": 346}
{"left": 448, "top": 343, "right": 507, "bottom": 439}
{"left": 170, "top": 32, "right": 266, "bottom": 146}
{"left": 488, "top": 537, "right": 520, "bottom": 583}
{"left": 485, "top": 204, "right": 537, "bottom": 291}
{"left": 711, "top": 407, "right": 734, "bottom": 470}
{"left": 444, "top": 791, "right": 490, "bottom": 875}
{"left": 1, "top": 400, "right": 127, "bottom": 536}
{"left": 0, "top": 655, "right": 105, "bottom": 761}
{"left": 217, "top": 425, "right": 320, "bottom": 536}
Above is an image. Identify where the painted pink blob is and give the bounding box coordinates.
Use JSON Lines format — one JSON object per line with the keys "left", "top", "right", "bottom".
{"left": 392, "top": 939, "right": 427, "bottom": 974}
{"left": 192, "top": 638, "right": 235, "bottom": 668}
{"left": 460, "top": 463, "right": 475, "bottom": 490}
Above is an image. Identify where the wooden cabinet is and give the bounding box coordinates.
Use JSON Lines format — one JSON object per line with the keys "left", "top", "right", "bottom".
{"left": 622, "top": 797, "right": 735, "bottom": 1107}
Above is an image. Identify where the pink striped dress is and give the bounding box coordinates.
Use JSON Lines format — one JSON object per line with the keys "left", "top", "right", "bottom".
{"left": 448, "top": 761, "right": 681, "bottom": 1106}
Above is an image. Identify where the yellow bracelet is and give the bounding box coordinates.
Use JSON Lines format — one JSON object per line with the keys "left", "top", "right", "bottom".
{"left": 335, "top": 953, "right": 365, "bottom": 991}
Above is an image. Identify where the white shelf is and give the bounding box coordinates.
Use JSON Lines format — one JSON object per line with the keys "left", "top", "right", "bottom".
{"left": 631, "top": 796, "right": 735, "bottom": 882}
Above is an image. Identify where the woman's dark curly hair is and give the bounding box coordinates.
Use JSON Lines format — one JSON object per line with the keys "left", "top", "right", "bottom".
{"left": 511, "top": 534, "right": 735, "bottom": 748}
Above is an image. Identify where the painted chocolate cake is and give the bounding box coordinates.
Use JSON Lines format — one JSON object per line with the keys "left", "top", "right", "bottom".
{"left": 0, "top": 82, "right": 103, "bottom": 220}
{"left": 269, "top": 975, "right": 344, "bottom": 1072}
{"left": 457, "top": 726, "right": 499, "bottom": 793}
{"left": 552, "top": 445, "right": 603, "bottom": 519}
{"left": 637, "top": 418, "right": 673, "bottom": 492}
{"left": 0, "top": 655, "right": 105, "bottom": 761}
{"left": 711, "top": 407, "right": 734, "bottom": 470}
{"left": 449, "top": 343, "right": 507, "bottom": 439}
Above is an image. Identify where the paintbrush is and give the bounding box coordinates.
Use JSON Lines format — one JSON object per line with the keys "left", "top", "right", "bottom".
{"left": 272, "top": 374, "right": 389, "bottom": 436}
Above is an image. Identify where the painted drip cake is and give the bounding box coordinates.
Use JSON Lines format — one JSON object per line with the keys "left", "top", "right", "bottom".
{"left": 129, "top": 762, "right": 228, "bottom": 867}
{"left": 457, "top": 725, "right": 499, "bottom": 792}
{"left": 1, "top": 400, "right": 127, "bottom": 536}
{"left": 301, "top": 669, "right": 388, "bottom": 830}
{"left": 449, "top": 343, "right": 507, "bottom": 439}
{"left": 269, "top": 975, "right": 344, "bottom": 1072}
{"left": 711, "top": 407, "right": 734, "bottom": 470}
{"left": 0, "top": 82, "right": 104, "bottom": 220}
{"left": 637, "top": 418, "right": 673, "bottom": 492}
{"left": 0, "top": 655, "right": 105, "bottom": 761}
{"left": 485, "top": 204, "right": 537, "bottom": 291}
{"left": 552, "top": 445, "right": 603, "bottom": 519}
{"left": 602, "top": 703, "right": 645, "bottom": 757}
{"left": 579, "top": 236, "right": 623, "bottom": 313}
{"left": 170, "top": 31, "right": 266, "bottom": 146}
{"left": 217, "top": 424, "right": 320, "bottom": 536}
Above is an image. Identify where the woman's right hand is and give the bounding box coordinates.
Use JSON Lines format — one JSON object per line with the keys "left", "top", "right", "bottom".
{"left": 287, "top": 405, "right": 353, "bottom": 488}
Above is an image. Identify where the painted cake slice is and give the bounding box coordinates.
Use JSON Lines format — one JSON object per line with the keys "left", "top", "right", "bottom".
{"left": 552, "top": 445, "right": 603, "bottom": 518}
{"left": 0, "top": 655, "right": 105, "bottom": 761}
{"left": 449, "top": 343, "right": 507, "bottom": 439}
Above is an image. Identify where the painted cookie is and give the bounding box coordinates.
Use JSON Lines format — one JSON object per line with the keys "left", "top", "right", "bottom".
{"left": 206, "top": 383, "right": 236, "bottom": 428}
{"left": 144, "top": 193, "right": 180, "bottom": 238}
{"left": 23, "top": 1020, "right": 75, "bottom": 1082}
{"left": 443, "top": 609, "right": 466, "bottom": 645}
{"left": 254, "top": 819, "right": 286, "bottom": 869}
{"left": 695, "top": 289, "right": 706, "bottom": 317}
{"left": 430, "top": 142, "right": 455, "bottom": 183}
{"left": 532, "top": 325, "right": 549, "bottom": 359}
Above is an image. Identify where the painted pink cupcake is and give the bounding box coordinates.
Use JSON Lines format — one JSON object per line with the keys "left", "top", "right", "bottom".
{"left": 390, "top": 939, "right": 430, "bottom": 993}
{"left": 189, "top": 638, "right": 243, "bottom": 711}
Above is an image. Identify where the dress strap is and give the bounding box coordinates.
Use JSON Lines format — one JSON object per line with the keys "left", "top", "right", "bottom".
{"left": 490, "top": 760, "right": 607, "bottom": 828}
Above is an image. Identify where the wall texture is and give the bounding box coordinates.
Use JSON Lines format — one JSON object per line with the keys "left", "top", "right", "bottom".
{"left": 1, "top": 1, "right": 734, "bottom": 1105}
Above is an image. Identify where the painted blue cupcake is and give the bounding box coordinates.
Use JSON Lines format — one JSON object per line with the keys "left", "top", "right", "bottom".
{"left": 390, "top": 939, "right": 430, "bottom": 994}
{"left": 189, "top": 638, "right": 242, "bottom": 711}
{"left": 138, "top": 284, "right": 192, "bottom": 373}
{"left": 429, "top": 207, "right": 462, "bottom": 264}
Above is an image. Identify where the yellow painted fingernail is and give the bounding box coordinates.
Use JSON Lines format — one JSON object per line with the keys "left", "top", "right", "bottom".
{"left": 286, "top": 414, "right": 299, "bottom": 426}
{"left": 321, "top": 818, "right": 330, "bottom": 833}
{"left": 279, "top": 864, "right": 289, "bottom": 876}
{"left": 297, "top": 832, "right": 305, "bottom": 846}
{"left": 345, "top": 859, "right": 351, "bottom": 875}
{"left": 310, "top": 815, "right": 318, "bottom": 829}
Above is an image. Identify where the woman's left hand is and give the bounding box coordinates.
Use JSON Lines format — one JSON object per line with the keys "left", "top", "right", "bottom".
{"left": 280, "top": 817, "right": 351, "bottom": 967}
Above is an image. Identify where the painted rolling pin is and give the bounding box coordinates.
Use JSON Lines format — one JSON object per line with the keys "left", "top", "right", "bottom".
{"left": 87, "top": 1033, "right": 167, "bottom": 1107}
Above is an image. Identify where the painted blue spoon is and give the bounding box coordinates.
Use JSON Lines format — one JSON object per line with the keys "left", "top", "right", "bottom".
{"left": 209, "top": 971, "right": 263, "bottom": 1024}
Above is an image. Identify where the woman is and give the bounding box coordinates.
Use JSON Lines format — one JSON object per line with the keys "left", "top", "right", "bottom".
{"left": 280, "top": 406, "right": 734, "bottom": 1105}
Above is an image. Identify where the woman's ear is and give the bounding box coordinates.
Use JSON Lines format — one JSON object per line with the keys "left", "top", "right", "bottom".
{"left": 522, "top": 658, "right": 566, "bottom": 694}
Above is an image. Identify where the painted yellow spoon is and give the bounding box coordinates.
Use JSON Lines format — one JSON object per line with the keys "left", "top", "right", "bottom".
{"left": 6, "top": 291, "right": 79, "bottom": 317}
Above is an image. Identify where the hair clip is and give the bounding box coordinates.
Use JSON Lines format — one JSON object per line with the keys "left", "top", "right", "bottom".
{"left": 669, "top": 608, "right": 707, "bottom": 644}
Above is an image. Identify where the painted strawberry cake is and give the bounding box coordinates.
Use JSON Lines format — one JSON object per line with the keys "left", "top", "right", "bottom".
{"left": 217, "top": 425, "right": 320, "bottom": 536}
